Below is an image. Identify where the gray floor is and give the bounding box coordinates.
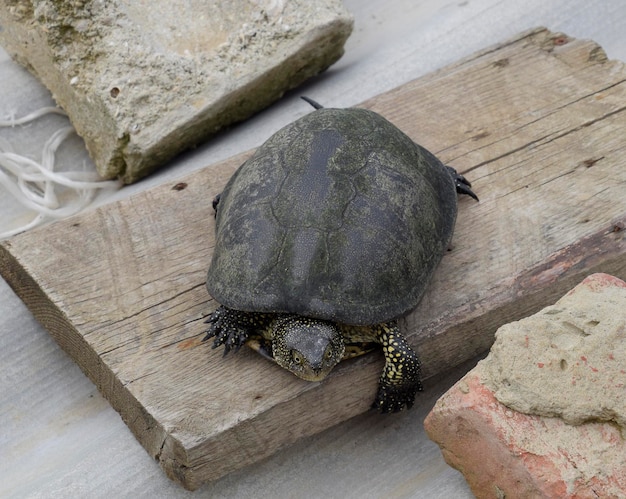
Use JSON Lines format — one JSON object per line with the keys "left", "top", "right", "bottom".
{"left": 2, "top": 1, "right": 626, "bottom": 497}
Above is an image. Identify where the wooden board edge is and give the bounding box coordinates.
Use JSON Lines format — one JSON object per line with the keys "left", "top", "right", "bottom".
{"left": 0, "top": 241, "right": 170, "bottom": 462}
{"left": 416, "top": 216, "right": 626, "bottom": 377}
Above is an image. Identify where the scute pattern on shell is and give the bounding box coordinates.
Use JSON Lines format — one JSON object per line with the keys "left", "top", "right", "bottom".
{"left": 207, "top": 108, "right": 458, "bottom": 325}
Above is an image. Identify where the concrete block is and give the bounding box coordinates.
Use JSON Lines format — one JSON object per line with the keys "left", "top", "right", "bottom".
{"left": 424, "top": 273, "right": 626, "bottom": 498}
{"left": 0, "top": 1, "right": 352, "bottom": 183}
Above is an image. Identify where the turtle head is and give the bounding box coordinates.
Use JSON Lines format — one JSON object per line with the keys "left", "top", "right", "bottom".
{"left": 272, "top": 316, "right": 345, "bottom": 382}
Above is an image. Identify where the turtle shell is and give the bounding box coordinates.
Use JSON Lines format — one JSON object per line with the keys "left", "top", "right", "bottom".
{"left": 207, "top": 108, "right": 458, "bottom": 325}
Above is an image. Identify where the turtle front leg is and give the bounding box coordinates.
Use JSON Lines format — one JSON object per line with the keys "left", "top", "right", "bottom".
{"left": 203, "top": 305, "right": 270, "bottom": 356}
{"left": 372, "top": 321, "right": 423, "bottom": 413}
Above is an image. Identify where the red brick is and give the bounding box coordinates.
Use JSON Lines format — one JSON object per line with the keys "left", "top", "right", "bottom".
{"left": 424, "top": 274, "right": 626, "bottom": 498}
{"left": 425, "top": 371, "right": 626, "bottom": 498}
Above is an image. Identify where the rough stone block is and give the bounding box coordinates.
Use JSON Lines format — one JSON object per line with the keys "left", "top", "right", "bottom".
{"left": 0, "top": 1, "right": 352, "bottom": 183}
{"left": 424, "top": 273, "right": 626, "bottom": 498}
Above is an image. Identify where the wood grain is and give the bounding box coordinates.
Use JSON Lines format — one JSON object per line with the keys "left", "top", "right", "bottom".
{"left": 1, "top": 28, "right": 625, "bottom": 489}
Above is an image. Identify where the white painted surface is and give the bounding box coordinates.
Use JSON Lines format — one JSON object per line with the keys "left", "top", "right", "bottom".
{"left": 2, "top": 1, "right": 625, "bottom": 496}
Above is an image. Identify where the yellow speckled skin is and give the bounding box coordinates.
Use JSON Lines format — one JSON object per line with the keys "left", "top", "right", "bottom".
{"left": 204, "top": 306, "right": 423, "bottom": 413}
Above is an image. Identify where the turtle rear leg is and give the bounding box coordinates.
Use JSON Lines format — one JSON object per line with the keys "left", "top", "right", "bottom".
{"left": 211, "top": 193, "right": 221, "bottom": 219}
{"left": 446, "top": 166, "right": 479, "bottom": 201}
{"left": 372, "top": 321, "right": 423, "bottom": 413}
{"left": 203, "top": 305, "right": 271, "bottom": 356}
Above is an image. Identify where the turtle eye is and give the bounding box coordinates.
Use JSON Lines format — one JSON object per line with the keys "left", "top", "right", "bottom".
{"left": 292, "top": 350, "right": 303, "bottom": 365}
{"left": 324, "top": 347, "right": 334, "bottom": 361}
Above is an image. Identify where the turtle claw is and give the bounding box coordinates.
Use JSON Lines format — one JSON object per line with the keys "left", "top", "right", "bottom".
{"left": 456, "top": 179, "right": 479, "bottom": 201}
{"left": 203, "top": 305, "right": 249, "bottom": 356}
{"left": 447, "top": 166, "right": 479, "bottom": 201}
{"left": 372, "top": 379, "right": 423, "bottom": 414}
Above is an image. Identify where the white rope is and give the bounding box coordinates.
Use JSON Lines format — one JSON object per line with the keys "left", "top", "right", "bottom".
{"left": 0, "top": 106, "right": 68, "bottom": 126}
{"left": 0, "top": 107, "right": 120, "bottom": 239}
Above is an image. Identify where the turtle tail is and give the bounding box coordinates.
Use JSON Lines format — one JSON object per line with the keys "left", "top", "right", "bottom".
{"left": 300, "top": 96, "right": 324, "bottom": 110}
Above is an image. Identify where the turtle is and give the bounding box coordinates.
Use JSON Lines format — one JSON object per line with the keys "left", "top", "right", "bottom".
{"left": 203, "top": 98, "right": 477, "bottom": 413}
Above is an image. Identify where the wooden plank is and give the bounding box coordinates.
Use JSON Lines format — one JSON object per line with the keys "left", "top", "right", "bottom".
{"left": 1, "top": 27, "right": 625, "bottom": 490}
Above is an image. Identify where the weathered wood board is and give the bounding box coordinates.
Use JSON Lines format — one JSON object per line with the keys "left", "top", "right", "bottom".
{"left": 1, "top": 28, "right": 625, "bottom": 490}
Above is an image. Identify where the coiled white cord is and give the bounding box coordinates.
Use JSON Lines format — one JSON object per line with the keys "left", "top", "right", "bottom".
{"left": 0, "top": 107, "right": 120, "bottom": 239}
